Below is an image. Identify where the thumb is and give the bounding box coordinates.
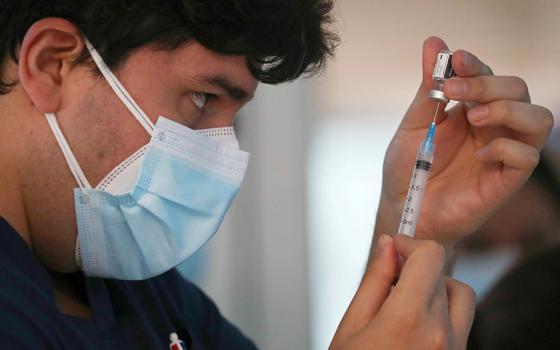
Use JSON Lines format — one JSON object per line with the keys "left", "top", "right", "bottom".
{"left": 402, "top": 36, "right": 449, "bottom": 129}
{"left": 332, "top": 235, "right": 398, "bottom": 343}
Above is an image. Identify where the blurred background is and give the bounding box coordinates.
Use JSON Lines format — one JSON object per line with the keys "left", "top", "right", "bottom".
{"left": 178, "top": 1, "right": 560, "bottom": 349}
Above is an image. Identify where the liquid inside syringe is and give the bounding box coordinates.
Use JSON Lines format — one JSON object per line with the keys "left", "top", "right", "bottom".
{"left": 397, "top": 104, "right": 439, "bottom": 237}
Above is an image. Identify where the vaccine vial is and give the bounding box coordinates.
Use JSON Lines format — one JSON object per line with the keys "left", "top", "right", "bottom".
{"left": 429, "top": 50, "right": 455, "bottom": 103}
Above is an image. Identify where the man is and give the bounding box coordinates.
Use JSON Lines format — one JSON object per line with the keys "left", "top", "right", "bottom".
{"left": 0, "top": 1, "right": 552, "bottom": 349}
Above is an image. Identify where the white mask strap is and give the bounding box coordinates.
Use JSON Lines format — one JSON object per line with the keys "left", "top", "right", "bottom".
{"left": 45, "top": 113, "right": 92, "bottom": 189}
{"left": 84, "top": 39, "right": 155, "bottom": 135}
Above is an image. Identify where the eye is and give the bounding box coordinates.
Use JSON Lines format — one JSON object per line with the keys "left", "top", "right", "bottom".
{"left": 191, "top": 92, "right": 218, "bottom": 110}
{"left": 191, "top": 92, "right": 207, "bottom": 109}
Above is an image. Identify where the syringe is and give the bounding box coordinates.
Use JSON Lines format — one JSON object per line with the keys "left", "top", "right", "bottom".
{"left": 396, "top": 49, "right": 455, "bottom": 237}
{"left": 397, "top": 104, "right": 440, "bottom": 237}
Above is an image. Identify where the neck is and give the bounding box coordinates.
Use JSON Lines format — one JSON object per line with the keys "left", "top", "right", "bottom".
{"left": 0, "top": 90, "right": 31, "bottom": 246}
{"left": 0, "top": 85, "right": 93, "bottom": 321}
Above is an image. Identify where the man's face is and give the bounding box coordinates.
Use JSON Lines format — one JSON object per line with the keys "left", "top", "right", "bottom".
{"left": 18, "top": 39, "right": 257, "bottom": 273}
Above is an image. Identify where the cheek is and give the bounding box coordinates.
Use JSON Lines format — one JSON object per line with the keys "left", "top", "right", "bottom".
{"left": 119, "top": 57, "right": 201, "bottom": 127}
{"left": 129, "top": 77, "right": 201, "bottom": 127}
{"left": 67, "top": 86, "right": 150, "bottom": 187}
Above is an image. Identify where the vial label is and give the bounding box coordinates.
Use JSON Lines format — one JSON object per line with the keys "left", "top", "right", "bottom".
{"left": 432, "top": 52, "right": 455, "bottom": 80}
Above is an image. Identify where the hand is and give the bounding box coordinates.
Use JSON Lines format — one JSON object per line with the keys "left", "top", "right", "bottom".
{"left": 376, "top": 36, "right": 554, "bottom": 248}
{"left": 331, "top": 235, "right": 475, "bottom": 350}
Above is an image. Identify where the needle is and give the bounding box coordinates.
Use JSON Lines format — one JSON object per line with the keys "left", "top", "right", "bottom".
{"left": 432, "top": 103, "right": 441, "bottom": 124}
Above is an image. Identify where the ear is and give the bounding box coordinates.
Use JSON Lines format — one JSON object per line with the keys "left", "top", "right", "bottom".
{"left": 18, "top": 18, "right": 84, "bottom": 113}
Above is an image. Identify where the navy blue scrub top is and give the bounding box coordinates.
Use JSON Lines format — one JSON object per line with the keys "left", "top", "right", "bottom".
{"left": 0, "top": 218, "right": 258, "bottom": 349}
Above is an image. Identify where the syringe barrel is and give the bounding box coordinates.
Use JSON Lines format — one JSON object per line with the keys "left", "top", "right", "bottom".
{"left": 397, "top": 147, "right": 434, "bottom": 237}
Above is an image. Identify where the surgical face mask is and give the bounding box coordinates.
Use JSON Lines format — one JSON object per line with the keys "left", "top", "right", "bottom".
{"left": 95, "top": 126, "right": 240, "bottom": 195}
{"left": 44, "top": 39, "right": 249, "bottom": 280}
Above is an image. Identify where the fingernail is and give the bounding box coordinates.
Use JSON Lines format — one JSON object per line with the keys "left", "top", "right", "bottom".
{"left": 461, "top": 51, "right": 472, "bottom": 68}
{"left": 469, "top": 105, "right": 489, "bottom": 123}
{"left": 377, "top": 234, "right": 392, "bottom": 256}
{"left": 447, "top": 80, "right": 467, "bottom": 96}
{"left": 475, "top": 146, "right": 488, "bottom": 159}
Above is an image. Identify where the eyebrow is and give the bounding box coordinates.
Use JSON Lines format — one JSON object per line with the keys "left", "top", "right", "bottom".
{"left": 195, "top": 75, "right": 253, "bottom": 102}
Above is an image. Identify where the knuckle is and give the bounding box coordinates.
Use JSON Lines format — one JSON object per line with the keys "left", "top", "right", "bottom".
{"left": 541, "top": 107, "right": 555, "bottom": 132}
{"left": 492, "top": 100, "right": 511, "bottom": 122}
{"left": 429, "top": 327, "right": 449, "bottom": 350}
{"left": 363, "top": 260, "right": 393, "bottom": 284}
{"left": 512, "top": 76, "right": 529, "bottom": 97}
{"left": 492, "top": 138, "right": 508, "bottom": 154}
{"left": 472, "top": 77, "right": 487, "bottom": 96}
{"left": 400, "top": 308, "right": 423, "bottom": 330}
{"left": 464, "top": 285, "right": 477, "bottom": 305}
{"left": 455, "top": 50, "right": 471, "bottom": 71}
{"left": 450, "top": 278, "right": 477, "bottom": 304}
{"left": 421, "top": 240, "right": 446, "bottom": 262}
{"left": 528, "top": 149, "right": 540, "bottom": 168}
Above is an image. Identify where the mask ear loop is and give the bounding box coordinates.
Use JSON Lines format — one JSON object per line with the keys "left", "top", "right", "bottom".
{"left": 45, "top": 113, "right": 92, "bottom": 190}
{"left": 84, "top": 39, "right": 155, "bottom": 135}
{"left": 47, "top": 39, "right": 153, "bottom": 189}
{"left": 48, "top": 39, "right": 156, "bottom": 269}
{"left": 45, "top": 112, "right": 91, "bottom": 269}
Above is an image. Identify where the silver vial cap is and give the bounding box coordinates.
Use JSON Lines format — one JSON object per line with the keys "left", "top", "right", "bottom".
{"left": 429, "top": 89, "right": 449, "bottom": 103}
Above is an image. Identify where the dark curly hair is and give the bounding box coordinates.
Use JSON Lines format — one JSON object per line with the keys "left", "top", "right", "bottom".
{"left": 0, "top": 0, "right": 338, "bottom": 94}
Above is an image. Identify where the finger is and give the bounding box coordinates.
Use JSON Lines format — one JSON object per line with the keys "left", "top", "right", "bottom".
{"left": 402, "top": 36, "right": 449, "bottom": 128}
{"left": 429, "top": 278, "right": 449, "bottom": 323}
{"left": 467, "top": 101, "right": 554, "bottom": 149}
{"left": 475, "top": 137, "right": 540, "bottom": 172}
{"left": 444, "top": 75, "right": 531, "bottom": 104}
{"left": 392, "top": 235, "right": 446, "bottom": 306}
{"left": 452, "top": 50, "right": 493, "bottom": 77}
{"left": 446, "top": 278, "right": 476, "bottom": 346}
{"left": 333, "top": 235, "right": 398, "bottom": 341}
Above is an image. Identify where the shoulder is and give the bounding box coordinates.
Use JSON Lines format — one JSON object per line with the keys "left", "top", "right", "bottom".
{"left": 0, "top": 258, "right": 60, "bottom": 348}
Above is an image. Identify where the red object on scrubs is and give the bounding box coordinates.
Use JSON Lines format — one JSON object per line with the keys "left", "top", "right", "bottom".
{"left": 169, "top": 332, "right": 186, "bottom": 350}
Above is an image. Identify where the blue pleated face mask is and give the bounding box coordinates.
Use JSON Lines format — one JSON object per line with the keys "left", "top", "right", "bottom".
{"left": 44, "top": 39, "right": 249, "bottom": 280}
